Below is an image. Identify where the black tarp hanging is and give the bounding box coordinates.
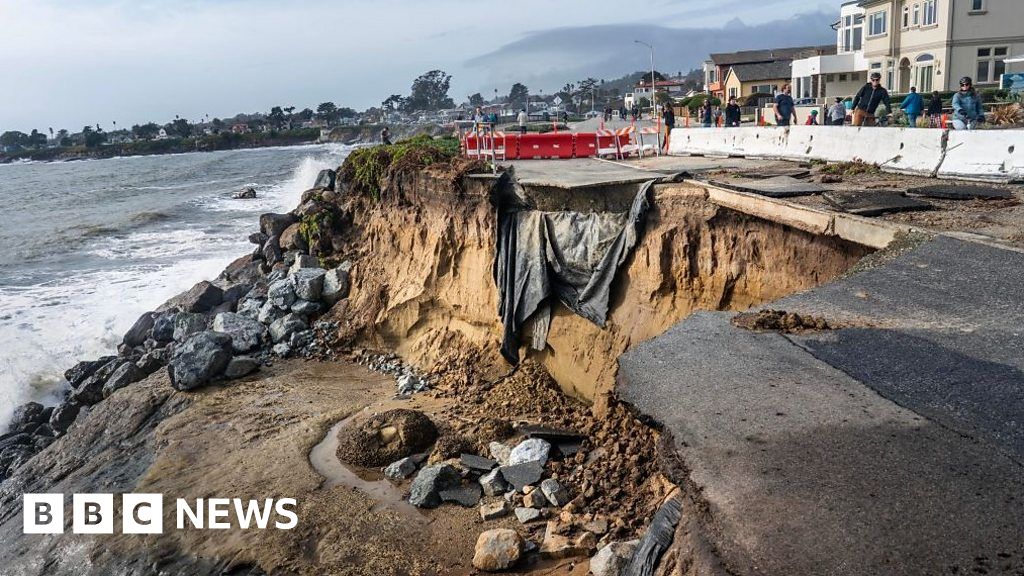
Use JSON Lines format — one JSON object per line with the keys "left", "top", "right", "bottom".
{"left": 493, "top": 180, "right": 653, "bottom": 365}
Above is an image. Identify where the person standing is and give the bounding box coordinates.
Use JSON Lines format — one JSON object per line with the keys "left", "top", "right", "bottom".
{"left": 828, "top": 97, "right": 847, "bottom": 126}
{"left": 927, "top": 90, "right": 944, "bottom": 127}
{"left": 662, "top": 105, "right": 676, "bottom": 130}
{"left": 952, "top": 76, "right": 985, "bottom": 130}
{"left": 701, "top": 99, "right": 713, "bottom": 128}
{"left": 724, "top": 96, "right": 741, "bottom": 127}
{"left": 380, "top": 126, "right": 392, "bottom": 145}
{"left": 517, "top": 108, "right": 528, "bottom": 134}
{"left": 773, "top": 84, "right": 797, "bottom": 126}
{"left": 900, "top": 87, "right": 924, "bottom": 128}
{"left": 851, "top": 72, "right": 891, "bottom": 127}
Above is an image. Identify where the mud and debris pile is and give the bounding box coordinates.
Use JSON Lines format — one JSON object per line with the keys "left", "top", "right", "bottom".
{"left": 732, "top": 309, "right": 833, "bottom": 333}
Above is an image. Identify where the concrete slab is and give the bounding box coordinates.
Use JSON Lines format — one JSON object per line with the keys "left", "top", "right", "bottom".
{"left": 618, "top": 236, "right": 1024, "bottom": 575}
{"left": 906, "top": 183, "right": 1016, "bottom": 200}
{"left": 506, "top": 157, "right": 770, "bottom": 190}
{"left": 823, "top": 189, "right": 932, "bottom": 216}
{"left": 709, "top": 175, "right": 827, "bottom": 198}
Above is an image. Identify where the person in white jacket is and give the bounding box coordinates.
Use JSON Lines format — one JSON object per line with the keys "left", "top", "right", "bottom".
{"left": 827, "top": 97, "right": 847, "bottom": 126}
{"left": 517, "top": 109, "right": 528, "bottom": 134}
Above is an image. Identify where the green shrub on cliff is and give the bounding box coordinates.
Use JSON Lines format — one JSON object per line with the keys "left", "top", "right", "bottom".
{"left": 340, "top": 134, "right": 462, "bottom": 199}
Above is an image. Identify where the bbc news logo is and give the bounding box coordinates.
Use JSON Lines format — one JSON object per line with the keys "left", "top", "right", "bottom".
{"left": 24, "top": 494, "right": 298, "bottom": 534}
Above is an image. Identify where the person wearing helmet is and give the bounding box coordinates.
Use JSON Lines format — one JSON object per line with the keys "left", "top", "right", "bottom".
{"left": 952, "top": 76, "right": 985, "bottom": 130}
{"left": 805, "top": 109, "right": 820, "bottom": 125}
{"left": 851, "top": 71, "right": 892, "bottom": 127}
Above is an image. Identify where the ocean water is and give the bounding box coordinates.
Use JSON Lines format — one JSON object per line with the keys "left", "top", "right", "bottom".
{"left": 0, "top": 144, "right": 352, "bottom": 430}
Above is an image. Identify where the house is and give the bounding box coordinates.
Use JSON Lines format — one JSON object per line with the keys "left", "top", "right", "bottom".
{"left": 791, "top": 2, "right": 871, "bottom": 101}
{"left": 858, "top": 0, "right": 1024, "bottom": 93}
{"left": 231, "top": 123, "right": 250, "bottom": 134}
{"left": 723, "top": 60, "right": 796, "bottom": 99}
{"left": 705, "top": 46, "right": 834, "bottom": 99}
{"left": 624, "top": 78, "right": 689, "bottom": 108}
{"left": 155, "top": 128, "right": 169, "bottom": 141}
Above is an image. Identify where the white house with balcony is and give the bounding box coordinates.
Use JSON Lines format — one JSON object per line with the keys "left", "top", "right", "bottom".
{"left": 791, "top": 1, "right": 871, "bottom": 101}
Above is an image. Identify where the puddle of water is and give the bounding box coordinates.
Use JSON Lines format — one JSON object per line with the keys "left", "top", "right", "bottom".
{"left": 309, "top": 409, "right": 426, "bottom": 522}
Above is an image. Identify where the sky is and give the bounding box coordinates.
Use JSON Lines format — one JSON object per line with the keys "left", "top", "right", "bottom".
{"left": 0, "top": 0, "right": 847, "bottom": 133}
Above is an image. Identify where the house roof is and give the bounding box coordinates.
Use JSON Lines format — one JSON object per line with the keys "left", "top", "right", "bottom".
{"left": 727, "top": 60, "right": 794, "bottom": 83}
{"left": 710, "top": 45, "right": 835, "bottom": 66}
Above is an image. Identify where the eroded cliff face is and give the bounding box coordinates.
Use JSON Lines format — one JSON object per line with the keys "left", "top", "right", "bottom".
{"left": 328, "top": 174, "right": 871, "bottom": 402}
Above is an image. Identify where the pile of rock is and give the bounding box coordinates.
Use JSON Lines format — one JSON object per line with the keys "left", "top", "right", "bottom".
{"left": 248, "top": 168, "right": 344, "bottom": 267}
{"left": 355, "top": 351, "right": 431, "bottom": 397}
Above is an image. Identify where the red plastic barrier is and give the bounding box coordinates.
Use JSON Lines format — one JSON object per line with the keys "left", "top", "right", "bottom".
{"left": 518, "top": 132, "right": 575, "bottom": 159}
{"left": 575, "top": 133, "right": 598, "bottom": 157}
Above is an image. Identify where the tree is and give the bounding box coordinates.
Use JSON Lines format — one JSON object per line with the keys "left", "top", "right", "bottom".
{"left": 403, "top": 70, "right": 455, "bottom": 112}
{"left": 82, "top": 126, "right": 106, "bottom": 148}
{"left": 508, "top": 83, "right": 529, "bottom": 110}
{"left": 56, "top": 129, "right": 69, "bottom": 146}
{"left": 211, "top": 118, "right": 225, "bottom": 132}
{"left": 337, "top": 107, "right": 357, "bottom": 119}
{"left": 268, "top": 106, "right": 287, "bottom": 129}
{"left": 316, "top": 102, "right": 339, "bottom": 125}
{"left": 0, "top": 130, "right": 28, "bottom": 147}
{"left": 382, "top": 94, "right": 405, "bottom": 113}
{"left": 132, "top": 122, "right": 160, "bottom": 140}
{"left": 468, "top": 93, "right": 485, "bottom": 107}
{"left": 296, "top": 108, "right": 314, "bottom": 122}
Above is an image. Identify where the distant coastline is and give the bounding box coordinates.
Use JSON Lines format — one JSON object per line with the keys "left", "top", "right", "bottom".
{"left": 0, "top": 124, "right": 441, "bottom": 164}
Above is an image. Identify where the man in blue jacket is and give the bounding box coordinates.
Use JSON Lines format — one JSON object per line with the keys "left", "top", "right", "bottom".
{"left": 900, "top": 87, "right": 924, "bottom": 128}
{"left": 952, "top": 76, "right": 985, "bottom": 130}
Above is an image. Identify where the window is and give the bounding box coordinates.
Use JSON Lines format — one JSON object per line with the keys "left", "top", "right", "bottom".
{"left": 869, "top": 11, "right": 887, "bottom": 36}
{"left": 839, "top": 73, "right": 848, "bottom": 81}
{"left": 913, "top": 4, "right": 920, "bottom": 25}
{"left": 728, "top": 87, "right": 738, "bottom": 99}
{"left": 970, "top": 0, "right": 985, "bottom": 11}
{"left": 977, "top": 47, "right": 1008, "bottom": 82}
{"left": 922, "top": 0, "right": 937, "bottom": 25}
{"left": 752, "top": 84, "right": 774, "bottom": 95}
{"left": 902, "top": 5, "right": 910, "bottom": 28}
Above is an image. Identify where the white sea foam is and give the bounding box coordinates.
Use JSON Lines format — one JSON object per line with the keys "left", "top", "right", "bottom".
{"left": 0, "top": 143, "right": 351, "bottom": 431}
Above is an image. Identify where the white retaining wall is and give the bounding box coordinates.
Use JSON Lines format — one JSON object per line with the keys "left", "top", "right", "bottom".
{"left": 669, "top": 126, "right": 1024, "bottom": 182}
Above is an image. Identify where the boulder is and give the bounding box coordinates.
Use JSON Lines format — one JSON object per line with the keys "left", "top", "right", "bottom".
{"left": 221, "top": 283, "right": 253, "bottom": 308}
{"left": 262, "top": 236, "right": 283, "bottom": 266}
{"left": 9, "top": 402, "right": 45, "bottom": 429}
{"left": 212, "top": 312, "right": 267, "bottom": 353}
{"left": 102, "top": 362, "right": 146, "bottom": 397}
{"left": 279, "top": 223, "right": 306, "bottom": 252}
{"left": 440, "top": 484, "right": 483, "bottom": 507}
{"left": 479, "top": 468, "right": 508, "bottom": 497}
{"left": 173, "top": 313, "right": 207, "bottom": 343}
{"left": 269, "top": 314, "right": 307, "bottom": 343}
{"left": 49, "top": 403, "right": 81, "bottom": 435}
{"left": 291, "top": 268, "right": 326, "bottom": 301}
{"left": 498, "top": 461, "right": 544, "bottom": 492}
{"left": 472, "top": 529, "right": 523, "bottom": 571}
{"left": 248, "top": 232, "right": 268, "bottom": 246}
{"left": 408, "top": 464, "right": 460, "bottom": 508}
{"left": 122, "top": 312, "right": 155, "bottom": 347}
{"left": 540, "top": 479, "right": 571, "bottom": 507}
{"left": 257, "top": 300, "right": 287, "bottom": 325}
{"left": 71, "top": 359, "right": 124, "bottom": 405}
{"left": 589, "top": 540, "right": 640, "bottom": 576}
{"left": 167, "top": 331, "right": 232, "bottom": 391}
{"left": 336, "top": 409, "right": 438, "bottom": 468}
{"left": 290, "top": 300, "right": 321, "bottom": 316}
{"left": 272, "top": 342, "right": 291, "bottom": 357}
{"left": 135, "top": 351, "right": 164, "bottom": 375}
{"left": 233, "top": 186, "right": 256, "bottom": 199}
{"left": 461, "top": 453, "right": 498, "bottom": 472}
{"left": 289, "top": 254, "right": 319, "bottom": 274}
{"left": 480, "top": 500, "right": 510, "bottom": 521}
{"left": 489, "top": 441, "right": 512, "bottom": 465}
{"left": 288, "top": 329, "right": 315, "bottom": 350}
{"left": 313, "top": 168, "right": 335, "bottom": 190}
{"left": 523, "top": 488, "right": 547, "bottom": 509}
{"left": 267, "top": 278, "right": 297, "bottom": 310}
{"left": 321, "top": 262, "right": 352, "bottom": 304}
{"left": 259, "top": 212, "right": 297, "bottom": 238}
{"left": 540, "top": 521, "right": 597, "bottom": 559}
{"left": 383, "top": 457, "right": 418, "bottom": 480}
{"left": 170, "top": 281, "right": 224, "bottom": 313}
{"left": 64, "top": 357, "right": 115, "bottom": 388}
{"left": 151, "top": 311, "right": 178, "bottom": 343}
{"left": 224, "top": 356, "right": 259, "bottom": 379}
{"left": 397, "top": 374, "right": 426, "bottom": 395}
{"left": 515, "top": 507, "right": 542, "bottom": 524}
{"left": 508, "top": 438, "right": 551, "bottom": 466}
{"left": 236, "top": 297, "right": 263, "bottom": 320}
{"left": 294, "top": 200, "right": 324, "bottom": 219}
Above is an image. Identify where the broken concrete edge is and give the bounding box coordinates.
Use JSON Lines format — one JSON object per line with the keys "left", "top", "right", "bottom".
{"left": 688, "top": 179, "right": 910, "bottom": 250}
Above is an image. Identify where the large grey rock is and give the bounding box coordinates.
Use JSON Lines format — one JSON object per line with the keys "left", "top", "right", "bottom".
{"left": 498, "top": 461, "right": 544, "bottom": 492}
{"left": 63, "top": 356, "right": 116, "bottom": 388}
{"left": 384, "top": 457, "right": 418, "bottom": 480}
{"left": 290, "top": 299, "right": 321, "bottom": 316}
{"left": 262, "top": 236, "right": 282, "bottom": 266}
{"left": 223, "top": 356, "right": 259, "bottom": 379}
{"left": 170, "top": 281, "right": 224, "bottom": 313}
{"left": 489, "top": 441, "right": 512, "bottom": 465}
{"left": 480, "top": 500, "right": 510, "bottom": 521}
{"left": 590, "top": 540, "right": 640, "bottom": 576}
{"left": 167, "top": 331, "right": 232, "bottom": 391}
{"left": 122, "top": 312, "right": 155, "bottom": 347}
{"left": 514, "top": 506, "right": 542, "bottom": 524}
{"left": 102, "top": 362, "right": 146, "bottom": 397}
{"left": 313, "top": 168, "right": 335, "bottom": 190}
{"left": 291, "top": 268, "right": 326, "bottom": 301}
{"left": 259, "top": 212, "right": 297, "bottom": 238}
{"left": 257, "top": 300, "right": 286, "bottom": 325}
{"left": 212, "top": 312, "right": 266, "bottom": 353}
{"left": 9, "top": 402, "right": 45, "bottom": 428}
{"left": 236, "top": 298, "right": 263, "bottom": 320}
{"left": 540, "top": 478, "right": 571, "bottom": 507}
{"left": 271, "top": 342, "right": 291, "bottom": 357}
{"left": 321, "top": 261, "right": 352, "bottom": 304}
{"left": 288, "top": 329, "right": 315, "bottom": 350}
{"left": 508, "top": 438, "right": 550, "bottom": 466}
{"left": 267, "top": 278, "right": 296, "bottom": 310}
{"left": 70, "top": 359, "right": 124, "bottom": 405}
{"left": 472, "top": 528, "right": 523, "bottom": 571}
{"left": 151, "top": 311, "right": 178, "bottom": 342}
{"left": 440, "top": 484, "right": 482, "bottom": 507}
{"left": 479, "top": 468, "right": 508, "bottom": 497}
{"left": 409, "top": 464, "right": 460, "bottom": 508}
{"left": 269, "top": 314, "right": 307, "bottom": 343}
{"left": 289, "top": 254, "right": 319, "bottom": 274}
{"left": 48, "top": 402, "right": 81, "bottom": 434}
{"left": 173, "top": 313, "right": 207, "bottom": 343}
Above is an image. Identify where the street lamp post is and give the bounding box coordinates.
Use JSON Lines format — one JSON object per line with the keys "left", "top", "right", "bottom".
{"left": 634, "top": 39, "right": 659, "bottom": 149}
